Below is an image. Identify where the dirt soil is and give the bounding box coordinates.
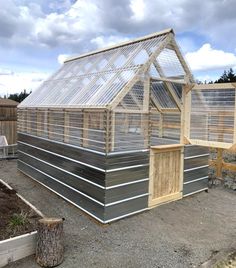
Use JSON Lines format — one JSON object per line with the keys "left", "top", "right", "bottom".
{"left": 0, "top": 181, "right": 40, "bottom": 240}
{"left": 1, "top": 159, "right": 236, "bottom": 268}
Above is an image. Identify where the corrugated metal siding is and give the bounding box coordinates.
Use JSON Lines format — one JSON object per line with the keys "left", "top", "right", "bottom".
{"left": 18, "top": 134, "right": 210, "bottom": 222}
{"left": 18, "top": 133, "right": 149, "bottom": 223}
{"left": 183, "top": 145, "right": 209, "bottom": 196}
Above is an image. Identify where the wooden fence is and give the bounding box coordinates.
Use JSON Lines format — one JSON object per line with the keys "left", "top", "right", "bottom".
{"left": 209, "top": 148, "right": 236, "bottom": 178}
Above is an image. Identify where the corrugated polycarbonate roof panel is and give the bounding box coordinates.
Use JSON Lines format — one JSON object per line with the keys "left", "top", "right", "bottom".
{"left": 19, "top": 32, "right": 170, "bottom": 108}
{"left": 151, "top": 82, "right": 177, "bottom": 108}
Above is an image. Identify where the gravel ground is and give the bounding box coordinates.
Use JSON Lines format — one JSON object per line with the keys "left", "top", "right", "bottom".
{"left": 1, "top": 159, "right": 236, "bottom": 268}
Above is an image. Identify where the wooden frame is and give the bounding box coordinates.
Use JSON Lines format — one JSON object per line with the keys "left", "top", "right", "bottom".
{"left": 182, "top": 83, "right": 236, "bottom": 150}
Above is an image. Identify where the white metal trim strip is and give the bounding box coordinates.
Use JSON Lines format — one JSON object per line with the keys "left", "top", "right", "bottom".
{"left": 106, "top": 178, "right": 149, "bottom": 189}
{"left": 105, "top": 193, "right": 149, "bottom": 207}
{"left": 104, "top": 208, "right": 149, "bottom": 223}
{"left": 107, "top": 164, "right": 149, "bottom": 173}
{"left": 184, "top": 165, "right": 209, "bottom": 172}
{"left": 184, "top": 153, "right": 209, "bottom": 160}
{"left": 183, "top": 188, "right": 208, "bottom": 197}
{"left": 183, "top": 176, "right": 209, "bottom": 185}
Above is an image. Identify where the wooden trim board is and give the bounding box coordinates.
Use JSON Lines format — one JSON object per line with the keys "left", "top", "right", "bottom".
{"left": 0, "top": 231, "right": 37, "bottom": 267}
{"left": 149, "top": 192, "right": 182, "bottom": 208}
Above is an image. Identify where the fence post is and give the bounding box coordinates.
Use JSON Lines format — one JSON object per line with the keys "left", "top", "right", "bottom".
{"left": 216, "top": 148, "right": 223, "bottom": 178}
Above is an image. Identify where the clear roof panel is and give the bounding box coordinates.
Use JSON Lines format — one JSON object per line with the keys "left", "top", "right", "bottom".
{"left": 19, "top": 32, "right": 170, "bottom": 108}
{"left": 157, "top": 48, "right": 185, "bottom": 78}
{"left": 151, "top": 82, "right": 177, "bottom": 108}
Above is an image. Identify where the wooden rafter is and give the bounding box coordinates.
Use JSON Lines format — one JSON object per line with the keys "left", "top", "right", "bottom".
{"left": 109, "top": 33, "right": 173, "bottom": 110}
{"left": 169, "top": 37, "right": 194, "bottom": 83}
{"left": 150, "top": 76, "right": 186, "bottom": 85}
{"left": 145, "top": 46, "right": 182, "bottom": 111}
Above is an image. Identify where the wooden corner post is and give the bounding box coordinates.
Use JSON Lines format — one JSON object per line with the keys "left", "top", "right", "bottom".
{"left": 233, "top": 84, "right": 236, "bottom": 145}
{"left": 105, "top": 110, "right": 115, "bottom": 153}
{"left": 181, "top": 84, "right": 193, "bottom": 144}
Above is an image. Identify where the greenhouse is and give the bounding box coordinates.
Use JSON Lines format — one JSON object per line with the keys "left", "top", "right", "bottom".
{"left": 17, "top": 28, "right": 236, "bottom": 223}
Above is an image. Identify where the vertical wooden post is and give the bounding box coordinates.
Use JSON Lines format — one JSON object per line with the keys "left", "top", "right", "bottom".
{"left": 216, "top": 148, "right": 223, "bottom": 178}
{"left": 110, "top": 111, "right": 115, "bottom": 152}
{"left": 179, "top": 146, "right": 184, "bottom": 193}
{"left": 124, "top": 113, "right": 129, "bottom": 134}
{"left": 26, "top": 108, "right": 30, "bottom": 134}
{"left": 82, "top": 110, "right": 89, "bottom": 147}
{"left": 46, "top": 109, "right": 49, "bottom": 139}
{"left": 143, "top": 76, "right": 150, "bottom": 148}
{"left": 48, "top": 109, "right": 52, "bottom": 140}
{"left": 64, "top": 110, "right": 70, "bottom": 143}
{"left": 143, "top": 77, "right": 150, "bottom": 112}
{"left": 181, "top": 84, "right": 192, "bottom": 144}
{"left": 158, "top": 113, "right": 163, "bottom": 138}
{"left": 233, "top": 85, "right": 236, "bottom": 144}
{"left": 218, "top": 115, "right": 225, "bottom": 142}
{"left": 105, "top": 110, "right": 114, "bottom": 153}
{"left": 36, "top": 108, "right": 39, "bottom": 136}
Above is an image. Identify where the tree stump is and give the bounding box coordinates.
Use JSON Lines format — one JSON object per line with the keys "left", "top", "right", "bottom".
{"left": 36, "top": 218, "right": 64, "bottom": 267}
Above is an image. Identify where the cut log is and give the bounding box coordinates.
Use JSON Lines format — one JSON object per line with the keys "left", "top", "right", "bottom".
{"left": 36, "top": 218, "right": 64, "bottom": 267}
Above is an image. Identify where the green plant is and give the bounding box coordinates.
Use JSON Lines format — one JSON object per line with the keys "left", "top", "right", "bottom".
{"left": 8, "top": 211, "right": 29, "bottom": 230}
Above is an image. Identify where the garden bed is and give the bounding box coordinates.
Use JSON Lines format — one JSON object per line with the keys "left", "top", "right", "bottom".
{"left": 0, "top": 179, "right": 43, "bottom": 266}
{"left": 0, "top": 181, "right": 41, "bottom": 240}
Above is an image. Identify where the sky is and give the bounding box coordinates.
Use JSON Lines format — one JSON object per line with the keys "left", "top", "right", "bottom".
{"left": 0, "top": 0, "right": 236, "bottom": 96}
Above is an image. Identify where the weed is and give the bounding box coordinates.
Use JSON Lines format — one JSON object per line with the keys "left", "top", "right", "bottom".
{"left": 8, "top": 211, "right": 29, "bottom": 230}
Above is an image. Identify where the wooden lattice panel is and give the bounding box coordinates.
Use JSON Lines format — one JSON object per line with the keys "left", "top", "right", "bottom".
{"left": 149, "top": 144, "right": 183, "bottom": 208}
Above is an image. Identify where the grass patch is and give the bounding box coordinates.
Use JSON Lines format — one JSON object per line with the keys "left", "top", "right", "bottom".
{"left": 8, "top": 211, "right": 29, "bottom": 231}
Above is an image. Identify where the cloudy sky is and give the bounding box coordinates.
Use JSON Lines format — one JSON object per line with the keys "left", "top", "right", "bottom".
{"left": 0, "top": 0, "right": 236, "bottom": 96}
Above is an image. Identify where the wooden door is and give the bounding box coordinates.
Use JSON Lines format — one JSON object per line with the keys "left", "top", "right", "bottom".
{"left": 149, "top": 144, "right": 184, "bottom": 208}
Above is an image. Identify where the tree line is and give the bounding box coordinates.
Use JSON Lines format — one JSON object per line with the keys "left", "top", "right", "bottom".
{"left": 197, "top": 68, "right": 236, "bottom": 84}
{"left": 7, "top": 90, "right": 31, "bottom": 103}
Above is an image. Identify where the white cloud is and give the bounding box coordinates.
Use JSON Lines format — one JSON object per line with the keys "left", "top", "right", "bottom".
{"left": 130, "top": 0, "right": 145, "bottom": 21}
{"left": 58, "top": 54, "right": 70, "bottom": 64}
{"left": 185, "top": 44, "right": 236, "bottom": 71}
{"left": 195, "top": 74, "right": 218, "bottom": 84}
{"left": 0, "top": 68, "right": 14, "bottom": 75}
{"left": 0, "top": 71, "right": 51, "bottom": 96}
{"left": 1, "top": 0, "right": 236, "bottom": 96}
{"left": 90, "top": 35, "right": 129, "bottom": 48}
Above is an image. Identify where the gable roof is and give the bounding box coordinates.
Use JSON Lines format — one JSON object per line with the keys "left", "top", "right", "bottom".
{"left": 19, "top": 28, "right": 192, "bottom": 109}
{"left": 0, "top": 98, "right": 18, "bottom": 107}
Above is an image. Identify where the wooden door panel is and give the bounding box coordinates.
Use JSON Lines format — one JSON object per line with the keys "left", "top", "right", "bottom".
{"left": 149, "top": 144, "right": 183, "bottom": 208}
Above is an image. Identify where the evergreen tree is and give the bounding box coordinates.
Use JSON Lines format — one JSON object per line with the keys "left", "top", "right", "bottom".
{"left": 215, "top": 68, "right": 236, "bottom": 83}
{"left": 8, "top": 90, "right": 31, "bottom": 103}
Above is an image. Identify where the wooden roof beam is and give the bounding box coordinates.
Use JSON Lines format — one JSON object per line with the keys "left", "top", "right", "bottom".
{"left": 109, "top": 33, "right": 173, "bottom": 110}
